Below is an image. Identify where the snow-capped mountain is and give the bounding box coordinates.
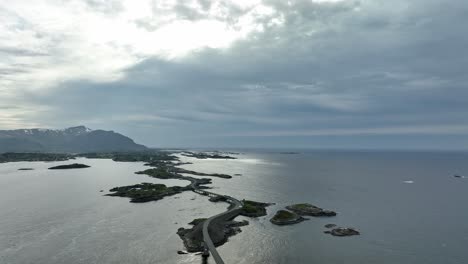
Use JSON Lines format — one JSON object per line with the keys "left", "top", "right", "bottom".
{"left": 0, "top": 126, "right": 148, "bottom": 153}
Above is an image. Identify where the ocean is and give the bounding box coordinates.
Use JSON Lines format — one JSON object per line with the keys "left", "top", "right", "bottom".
{"left": 1, "top": 150, "right": 467, "bottom": 264}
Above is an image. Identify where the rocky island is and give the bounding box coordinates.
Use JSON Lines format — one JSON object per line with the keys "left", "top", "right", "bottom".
{"left": 286, "top": 203, "right": 336, "bottom": 217}
{"left": 177, "top": 216, "right": 248, "bottom": 252}
{"left": 48, "top": 163, "right": 90, "bottom": 169}
{"left": 181, "top": 151, "right": 237, "bottom": 159}
{"left": 270, "top": 210, "right": 306, "bottom": 225}
{"left": 240, "top": 200, "right": 272, "bottom": 217}
{"left": 173, "top": 167, "right": 233, "bottom": 179}
{"left": 106, "top": 183, "right": 187, "bottom": 203}
{"left": 324, "top": 227, "right": 360, "bottom": 237}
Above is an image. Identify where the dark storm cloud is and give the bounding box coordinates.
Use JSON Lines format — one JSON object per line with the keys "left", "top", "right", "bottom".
{"left": 12, "top": 0, "right": 468, "bottom": 149}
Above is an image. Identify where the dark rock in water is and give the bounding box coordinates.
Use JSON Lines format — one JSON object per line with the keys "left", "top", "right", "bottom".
{"left": 270, "top": 210, "right": 306, "bottom": 225}
{"left": 177, "top": 250, "right": 188, "bottom": 255}
{"left": 286, "top": 203, "right": 337, "bottom": 217}
{"left": 48, "top": 163, "right": 90, "bottom": 170}
{"left": 18, "top": 168, "right": 34, "bottom": 171}
{"left": 327, "top": 227, "right": 360, "bottom": 237}
{"left": 325, "top": 224, "right": 337, "bottom": 229}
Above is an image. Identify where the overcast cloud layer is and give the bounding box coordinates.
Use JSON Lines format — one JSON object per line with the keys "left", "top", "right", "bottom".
{"left": 1, "top": 0, "right": 468, "bottom": 149}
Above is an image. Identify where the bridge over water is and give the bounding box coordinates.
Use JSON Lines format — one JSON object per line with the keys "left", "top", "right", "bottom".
{"left": 192, "top": 187, "right": 243, "bottom": 264}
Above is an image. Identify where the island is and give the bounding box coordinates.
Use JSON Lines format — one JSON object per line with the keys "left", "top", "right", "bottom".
{"left": 324, "top": 227, "right": 360, "bottom": 237}
{"left": 270, "top": 210, "right": 306, "bottom": 225}
{"left": 177, "top": 217, "right": 248, "bottom": 252}
{"left": 181, "top": 151, "right": 237, "bottom": 159}
{"left": 173, "top": 167, "right": 233, "bottom": 179}
{"left": 106, "top": 183, "right": 187, "bottom": 203}
{"left": 48, "top": 163, "right": 91, "bottom": 169}
{"left": 240, "top": 200, "right": 272, "bottom": 217}
{"left": 286, "top": 203, "right": 336, "bottom": 217}
{"left": 0, "top": 152, "right": 73, "bottom": 163}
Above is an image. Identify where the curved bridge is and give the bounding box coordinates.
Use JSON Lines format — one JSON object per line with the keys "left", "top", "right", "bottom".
{"left": 192, "top": 188, "right": 243, "bottom": 264}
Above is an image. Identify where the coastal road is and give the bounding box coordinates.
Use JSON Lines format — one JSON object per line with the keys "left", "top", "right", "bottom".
{"left": 202, "top": 192, "right": 243, "bottom": 264}
{"left": 182, "top": 170, "right": 243, "bottom": 264}
{"left": 191, "top": 187, "right": 243, "bottom": 264}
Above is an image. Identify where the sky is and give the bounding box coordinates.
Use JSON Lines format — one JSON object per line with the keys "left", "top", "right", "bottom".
{"left": 1, "top": 0, "right": 468, "bottom": 149}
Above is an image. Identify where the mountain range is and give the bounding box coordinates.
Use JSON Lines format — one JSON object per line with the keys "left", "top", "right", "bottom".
{"left": 0, "top": 126, "right": 148, "bottom": 153}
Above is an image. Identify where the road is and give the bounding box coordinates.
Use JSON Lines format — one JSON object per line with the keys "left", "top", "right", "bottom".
{"left": 180, "top": 170, "right": 243, "bottom": 264}
{"left": 192, "top": 188, "right": 243, "bottom": 264}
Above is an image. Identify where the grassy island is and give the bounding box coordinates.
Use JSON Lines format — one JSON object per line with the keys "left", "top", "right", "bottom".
{"left": 286, "top": 203, "right": 336, "bottom": 217}
{"left": 181, "top": 152, "right": 237, "bottom": 160}
{"left": 173, "top": 167, "right": 233, "bottom": 178}
{"left": 106, "top": 183, "right": 186, "bottom": 203}
{"left": 270, "top": 210, "right": 305, "bottom": 225}
{"left": 135, "top": 168, "right": 174, "bottom": 179}
{"left": 48, "top": 163, "right": 90, "bottom": 169}
{"left": 240, "top": 200, "right": 272, "bottom": 217}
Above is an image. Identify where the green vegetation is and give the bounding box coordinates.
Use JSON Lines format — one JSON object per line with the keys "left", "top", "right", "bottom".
{"left": 173, "top": 167, "right": 232, "bottom": 178}
{"left": 80, "top": 151, "right": 178, "bottom": 162}
{"left": 0, "top": 152, "right": 73, "bottom": 163}
{"left": 48, "top": 163, "right": 90, "bottom": 170}
{"left": 240, "top": 200, "right": 272, "bottom": 217}
{"left": 286, "top": 203, "right": 337, "bottom": 217}
{"left": 272, "top": 210, "right": 296, "bottom": 220}
{"left": 181, "top": 152, "right": 236, "bottom": 159}
{"left": 136, "top": 168, "right": 174, "bottom": 179}
{"left": 270, "top": 210, "right": 304, "bottom": 225}
{"left": 290, "top": 203, "right": 312, "bottom": 210}
{"left": 106, "top": 183, "right": 184, "bottom": 203}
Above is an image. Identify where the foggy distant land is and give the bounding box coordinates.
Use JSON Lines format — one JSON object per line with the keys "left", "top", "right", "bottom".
{"left": 0, "top": 126, "right": 147, "bottom": 153}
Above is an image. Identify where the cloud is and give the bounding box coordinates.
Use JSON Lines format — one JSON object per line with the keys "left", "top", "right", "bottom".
{"left": 1, "top": 0, "right": 468, "bottom": 149}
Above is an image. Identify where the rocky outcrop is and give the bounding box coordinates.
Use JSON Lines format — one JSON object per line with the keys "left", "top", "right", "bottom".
{"left": 177, "top": 217, "right": 248, "bottom": 252}
{"left": 324, "top": 227, "right": 360, "bottom": 237}
{"left": 286, "top": 203, "right": 336, "bottom": 217}
{"left": 48, "top": 163, "right": 90, "bottom": 169}
{"left": 270, "top": 210, "right": 306, "bottom": 225}
{"left": 106, "top": 183, "right": 185, "bottom": 203}
{"left": 239, "top": 200, "right": 273, "bottom": 217}
{"left": 181, "top": 152, "right": 236, "bottom": 159}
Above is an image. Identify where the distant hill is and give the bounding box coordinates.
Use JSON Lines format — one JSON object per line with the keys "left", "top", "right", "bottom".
{"left": 0, "top": 126, "right": 148, "bottom": 153}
